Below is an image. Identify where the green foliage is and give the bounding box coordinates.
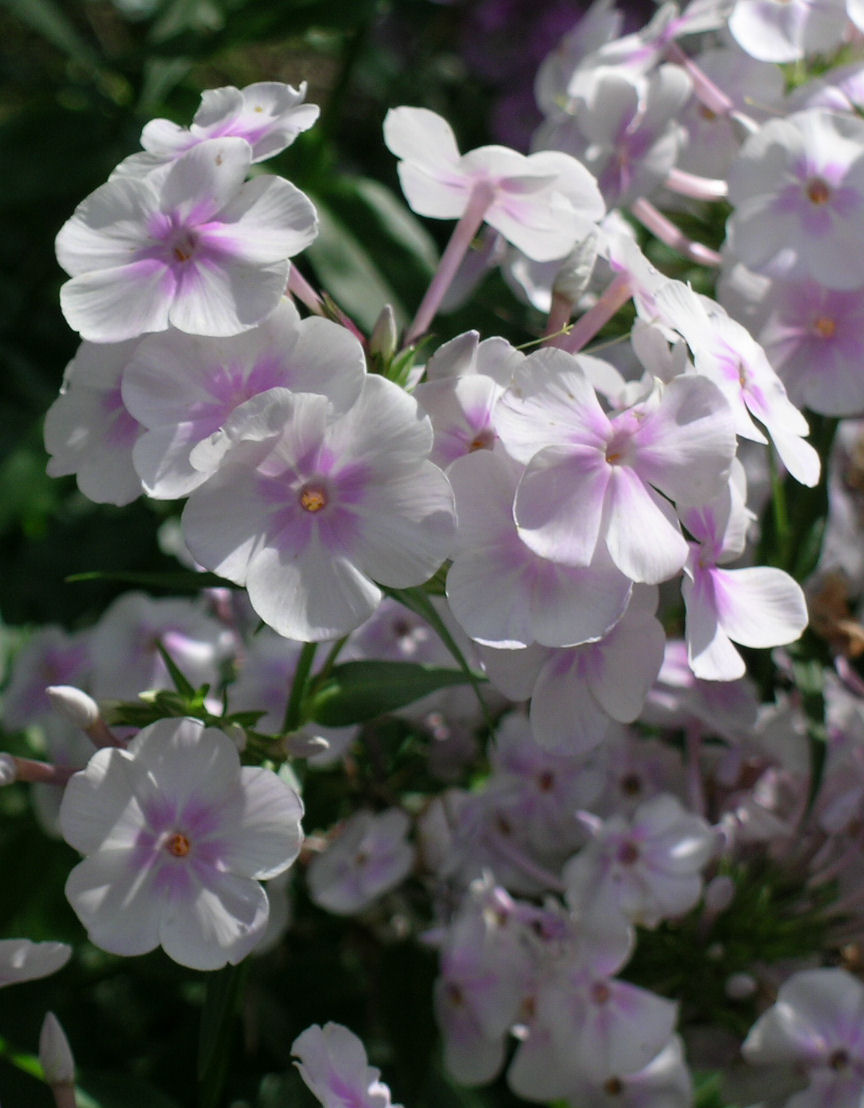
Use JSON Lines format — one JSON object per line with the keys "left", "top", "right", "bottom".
{"left": 305, "top": 660, "right": 480, "bottom": 726}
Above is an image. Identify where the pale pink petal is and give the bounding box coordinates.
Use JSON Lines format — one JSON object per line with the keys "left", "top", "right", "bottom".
{"left": 712, "top": 565, "right": 808, "bottom": 648}
{"left": 60, "top": 261, "right": 173, "bottom": 342}
{"left": 207, "top": 175, "right": 318, "bottom": 262}
{"left": 226, "top": 766, "right": 304, "bottom": 879}
{"left": 65, "top": 850, "right": 162, "bottom": 957}
{"left": 246, "top": 542, "right": 381, "bottom": 642}
{"left": 604, "top": 469, "right": 688, "bottom": 583}
{"left": 160, "top": 869, "right": 269, "bottom": 969}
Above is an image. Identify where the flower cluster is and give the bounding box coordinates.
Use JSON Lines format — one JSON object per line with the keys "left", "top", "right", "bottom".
{"left": 6, "top": 5, "right": 864, "bottom": 1106}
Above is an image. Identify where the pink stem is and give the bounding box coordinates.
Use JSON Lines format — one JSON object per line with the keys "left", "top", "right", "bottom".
{"left": 405, "top": 182, "right": 494, "bottom": 346}
{"left": 287, "top": 264, "right": 325, "bottom": 314}
{"left": 557, "top": 273, "right": 632, "bottom": 354}
{"left": 665, "top": 42, "right": 734, "bottom": 116}
{"left": 629, "top": 197, "right": 722, "bottom": 267}
{"left": 50, "top": 1085, "right": 78, "bottom": 1108}
{"left": 488, "top": 831, "right": 566, "bottom": 893}
{"left": 7, "top": 757, "right": 79, "bottom": 786}
{"left": 544, "top": 290, "right": 577, "bottom": 340}
{"left": 665, "top": 166, "right": 728, "bottom": 201}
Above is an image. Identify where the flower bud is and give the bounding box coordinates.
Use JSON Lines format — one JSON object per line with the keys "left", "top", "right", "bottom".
{"left": 39, "top": 1011, "right": 75, "bottom": 1085}
{"left": 369, "top": 304, "right": 398, "bottom": 362}
{"left": 46, "top": 685, "right": 99, "bottom": 731}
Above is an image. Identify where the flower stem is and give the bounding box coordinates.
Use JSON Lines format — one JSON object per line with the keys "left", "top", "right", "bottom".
{"left": 557, "top": 273, "right": 632, "bottom": 354}
{"left": 405, "top": 183, "right": 494, "bottom": 346}
{"left": 629, "top": 197, "right": 722, "bottom": 267}
{"left": 282, "top": 641, "right": 318, "bottom": 733}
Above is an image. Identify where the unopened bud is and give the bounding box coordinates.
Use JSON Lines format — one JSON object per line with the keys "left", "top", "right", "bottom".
{"left": 725, "top": 972, "right": 757, "bottom": 1000}
{"left": 46, "top": 686, "right": 99, "bottom": 731}
{"left": 703, "top": 875, "right": 735, "bottom": 917}
{"left": 369, "top": 304, "right": 398, "bottom": 362}
{"left": 39, "top": 1011, "right": 75, "bottom": 1085}
{"left": 281, "top": 731, "right": 331, "bottom": 759}
{"left": 551, "top": 230, "right": 598, "bottom": 304}
{"left": 223, "top": 722, "right": 247, "bottom": 752}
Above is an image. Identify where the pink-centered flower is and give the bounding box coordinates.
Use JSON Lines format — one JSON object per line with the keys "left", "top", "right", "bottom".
{"left": 122, "top": 299, "right": 365, "bottom": 498}
{"left": 182, "top": 378, "right": 456, "bottom": 642}
{"left": 60, "top": 717, "right": 304, "bottom": 970}
{"left": 495, "top": 347, "right": 736, "bottom": 583}
{"left": 56, "top": 137, "right": 317, "bottom": 342}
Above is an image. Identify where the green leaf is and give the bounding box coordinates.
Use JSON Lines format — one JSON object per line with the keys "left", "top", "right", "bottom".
{"left": 198, "top": 963, "right": 247, "bottom": 1108}
{"left": 305, "top": 661, "right": 481, "bottom": 726}
{"left": 4, "top": 0, "right": 97, "bottom": 68}
{"left": 305, "top": 197, "right": 406, "bottom": 331}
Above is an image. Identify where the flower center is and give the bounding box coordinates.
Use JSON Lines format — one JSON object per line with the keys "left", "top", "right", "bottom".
{"left": 806, "top": 177, "right": 831, "bottom": 205}
{"left": 617, "top": 840, "right": 640, "bottom": 866}
{"left": 299, "top": 485, "right": 328, "bottom": 512}
{"left": 829, "top": 1048, "right": 850, "bottom": 1071}
{"left": 171, "top": 231, "right": 198, "bottom": 264}
{"left": 813, "top": 315, "right": 836, "bottom": 338}
{"left": 468, "top": 429, "right": 495, "bottom": 453}
{"left": 590, "top": 981, "right": 611, "bottom": 1005}
{"left": 604, "top": 1077, "right": 624, "bottom": 1095}
{"left": 166, "top": 832, "right": 191, "bottom": 857}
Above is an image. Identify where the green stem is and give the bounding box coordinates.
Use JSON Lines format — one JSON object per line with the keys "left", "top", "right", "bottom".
{"left": 282, "top": 641, "right": 318, "bottom": 733}
{"left": 197, "top": 962, "right": 248, "bottom": 1108}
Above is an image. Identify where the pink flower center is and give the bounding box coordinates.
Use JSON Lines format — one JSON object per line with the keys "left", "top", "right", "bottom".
{"left": 590, "top": 981, "right": 611, "bottom": 1005}
{"left": 617, "top": 840, "right": 640, "bottom": 865}
{"left": 166, "top": 832, "right": 191, "bottom": 857}
{"left": 813, "top": 315, "right": 836, "bottom": 338}
{"left": 299, "top": 485, "right": 328, "bottom": 512}
{"left": 468, "top": 429, "right": 495, "bottom": 453}
{"left": 806, "top": 178, "right": 831, "bottom": 206}
{"left": 170, "top": 231, "right": 199, "bottom": 264}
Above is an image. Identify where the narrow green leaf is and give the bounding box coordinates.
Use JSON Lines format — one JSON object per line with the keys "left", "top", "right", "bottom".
{"left": 4, "top": 0, "right": 97, "bottom": 68}
{"left": 305, "top": 198, "right": 407, "bottom": 330}
{"left": 198, "top": 963, "right": 246, "bottom": 1107}
{"left": 305, "top": 661, "right": 481, "bottom": 726}
{"left": 155, "top": 642, "right": 196, "bottom": 699}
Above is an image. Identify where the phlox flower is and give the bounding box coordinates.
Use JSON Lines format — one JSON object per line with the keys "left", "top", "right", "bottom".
{"left": 60, "top": 716, "right": 304, "bottom": 970}
{"left": 562, "top": 793, "right": 717, "bottom": 928}
{"left": 89, "top": 591, "right": 233, "bottom": 701}
{"left": 2, "top": 625, "right": 90, "bottom": 731}
{"left": 537, "top": 63, "right": 692, "bottom": 209}
{"left": 681, "top": 482, "right": 808, "bottom": 681}
{"left": 446, "top": 450, "right": 632, "bottom": 648}
{"left": 479, "top": 586, "right": 666, "bottom": 752}
{"left": 495, "top": 347, "right": 736, "bottom": 584}
{"left": 742, "top": 967, "right": 864, "bottom": 1106}
{"left": 560, "top": 1035, "right": 693, "bottom": 1107}
{"left": 383, "top": 106, "right": 604, "bottom": 262}
{"left": 43, "top": 339, "right": 144, "bottom": 506}
{"left": 754, "top": 276, "right": 864, "bottom": 417}
{"left": 507, "top": 906, "right": 672, "bottom": 1098}
{"left": 56, "top": 137, "right": 317, "bottom": 342}
{"left": 725, "top": 109, "right": 864, "bottom": 291}
{"left": 413, "top": 330, "right": 523, "bottom": 469}
{"left": 120, "top": 82, "right": 319, "bottom": 175}
{"left": 654, "top": 280, "right": 820, "bottom": 486}
{"left": 292, "top": 1022, "right": 402, "bottom": 1108}
{"left": 181, "top": 378, "right": 456, "bottom": 642}
{"left": 121, "top": 299, "right": 365, "bottom": 498}
{"left": 0, "top": 940, "right": 71, "bottom": 988}
{"left": 306, "top": 808, "right": 415, "bottom": 915}
{"left": 435, "top": 875, "right": 535, "bottom": 1085}
{"left": 728, "top": 0, "right": 847, "bottom": 62}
